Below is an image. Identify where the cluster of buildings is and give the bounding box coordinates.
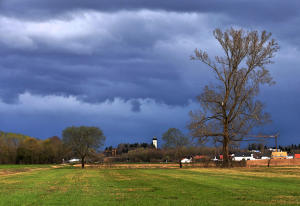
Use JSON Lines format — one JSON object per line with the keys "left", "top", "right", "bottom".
{"left": 230, "top": 150, "right": 300, "bottom": 161}
{"left": 67, "top": 137, "right": 300, "bottom": 163}
{"left": 181, "top": 150, "right": 300, "bottom": 163}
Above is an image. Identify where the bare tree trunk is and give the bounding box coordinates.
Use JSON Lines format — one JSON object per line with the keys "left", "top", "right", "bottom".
{"left": 81, "top": 157, "right": 85, "bottom": 169}
{"left": 222, "top": 123, "right": 230, "bottom": 167}
{"left": 222, "top": 137, "right": 230, "bottom": 167}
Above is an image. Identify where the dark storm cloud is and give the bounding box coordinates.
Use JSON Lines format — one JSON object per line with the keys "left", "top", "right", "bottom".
{"left": 2, "top": 0, "right": 300, "bottom": 47}
{"left": 1, "top": 0, "right": 299, "bottom": 21}
{"left": 2, "top": 0, "right": 300, "bottom": 50}
{"left": 0, "top": 10, "right": 217, "bottom": 105}
{"left": 1, "top": 1, "right": 300, "bottom": 106}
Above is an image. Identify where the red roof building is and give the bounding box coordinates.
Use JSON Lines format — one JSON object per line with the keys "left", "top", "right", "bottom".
{"left": 294, "top": 154, "right": 300, "bottom": 158}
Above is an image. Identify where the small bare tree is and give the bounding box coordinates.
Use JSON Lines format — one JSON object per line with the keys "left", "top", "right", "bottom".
{"left": 189, "top": 28, "right": 279, "bottom": 167}
{"left": 62, "top": 126, "right": 105, "bottom": 168}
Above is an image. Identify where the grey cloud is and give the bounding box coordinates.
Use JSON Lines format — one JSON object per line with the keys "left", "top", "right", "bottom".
{"left": 1, "top": 0, "right": 299, "bottom": 21}
{"left": 0, "top": 11, "right": 217, "bottom": 105}
{"left": 2, "top": 1, "right": 300, "bottom": 49}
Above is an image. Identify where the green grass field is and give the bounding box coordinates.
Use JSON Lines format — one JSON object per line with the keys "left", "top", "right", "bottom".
{"left": 0, "top": 165, "right": 300, "bottom": 206}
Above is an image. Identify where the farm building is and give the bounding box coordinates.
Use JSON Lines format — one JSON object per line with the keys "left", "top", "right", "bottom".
{"left": 68, "top": 158, "right": 80, "bottom": 163}
{"left": 181, "top": 157, "right": 192, "bottom": 163}
{"left": 232, "top": 153, "right": 256, "bottom": 161}
{"left": 193, "top": 155, "right": 210, "bottom": 160}
{"left": 271, "top": 152, "right": 288, "bottom": 159}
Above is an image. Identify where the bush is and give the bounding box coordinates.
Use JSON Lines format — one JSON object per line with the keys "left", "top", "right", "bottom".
{"left": 125, "top": 148, "right": 163, "bottom": 162}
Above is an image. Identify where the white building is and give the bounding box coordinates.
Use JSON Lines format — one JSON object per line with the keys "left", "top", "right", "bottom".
{"left": 152, "top": 137, "right": 158, "bottom": 149}
{"left": 232, "top": 153, "right": 256, "bottom": 161}
{"left": 181, "top": 157, "right": 192, "bottom": 163}
{"left": 68, "top": 158, "right": 80, "bottom": 163}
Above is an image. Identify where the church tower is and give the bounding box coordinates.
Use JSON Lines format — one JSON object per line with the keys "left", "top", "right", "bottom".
{"left": 152, "top": 137, "right": 158, "bottom": 149}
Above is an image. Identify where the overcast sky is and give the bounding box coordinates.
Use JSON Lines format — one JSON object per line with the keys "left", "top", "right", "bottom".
{"left": 0, "top": 0, "right": 299, "bottom": 147}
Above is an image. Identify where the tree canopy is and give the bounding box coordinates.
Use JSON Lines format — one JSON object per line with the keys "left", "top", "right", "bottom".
{"left": 0, "top": 131, "right": 65, "bottom": 164}
{"left": 62, "top": 126, "right": 105, "bottom": 168}
{"left": 189, "top": 28, "right": 279, "bottom": 166}
{"left": 162, "top": 128, "right": 190, "bottom": 149}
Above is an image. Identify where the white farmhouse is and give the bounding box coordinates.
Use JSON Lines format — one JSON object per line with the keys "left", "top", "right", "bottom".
{"left": 232, "top": 153, "right": 256, "bottom": 161}
{"left": 181, "top": 157, "right": 192, "bottom": 163}
{"left": 68, "top": 158, "right": 80, "bottom": 163}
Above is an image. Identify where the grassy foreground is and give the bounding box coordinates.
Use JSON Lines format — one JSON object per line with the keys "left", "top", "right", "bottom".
{"left": 0, "top": 165, "right": 300, "bottom": 206}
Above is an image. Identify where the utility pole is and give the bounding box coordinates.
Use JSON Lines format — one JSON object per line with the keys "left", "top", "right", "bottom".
{"left": 275, "top": 134, "right": 278, "bottom": 151}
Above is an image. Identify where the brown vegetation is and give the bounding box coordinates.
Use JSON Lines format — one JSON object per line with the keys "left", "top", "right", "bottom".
{"left": 0, "top": 134, "right": 65, "bottom": 164}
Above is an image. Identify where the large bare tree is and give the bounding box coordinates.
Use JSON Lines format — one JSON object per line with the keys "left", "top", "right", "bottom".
{"left": 189, "top": 28, "right": 279, "bottom": 166}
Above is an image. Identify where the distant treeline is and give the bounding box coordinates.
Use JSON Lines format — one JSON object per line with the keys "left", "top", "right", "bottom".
{"left": 105, "top": 142, "right": 154, "bottom": 156}
{"left": 105, "top": 147, "right": 222, "bottom": 163}
{"left": 1, "top": 131, "right": 300, "bottom": 164}
{"left": 278, "top": 144, "right": 300, "bottom": 153}
{"left": 248, "top": 143, "right": 300, "bottom": 153}
{"left": 0, "top": 131, "right": 68, "bottom": 164}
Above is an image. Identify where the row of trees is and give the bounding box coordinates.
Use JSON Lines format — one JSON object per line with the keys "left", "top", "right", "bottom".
{"left": 103, "top": 128, "right": 191, "bottom": 158}
{"left": 278, "top": 144, "right": 300, "bottom": 153}
{"left": 0, "top": 134, "right": 64, "bottom": 164}
{"left": 105, "top": 142, "right": 154, "bottom": 156}
{"left": 0, "top": 126, "right": 192, "bottom": 166}
{"left": 105, "top": 147, "right": 222, "bottom": 163}
{"left": 0, "top": 126, "right": 106, "bottom": 168}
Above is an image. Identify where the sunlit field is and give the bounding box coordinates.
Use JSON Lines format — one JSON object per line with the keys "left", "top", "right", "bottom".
{"left": 0, "top": 164, "right": 300, "bottom": 206}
